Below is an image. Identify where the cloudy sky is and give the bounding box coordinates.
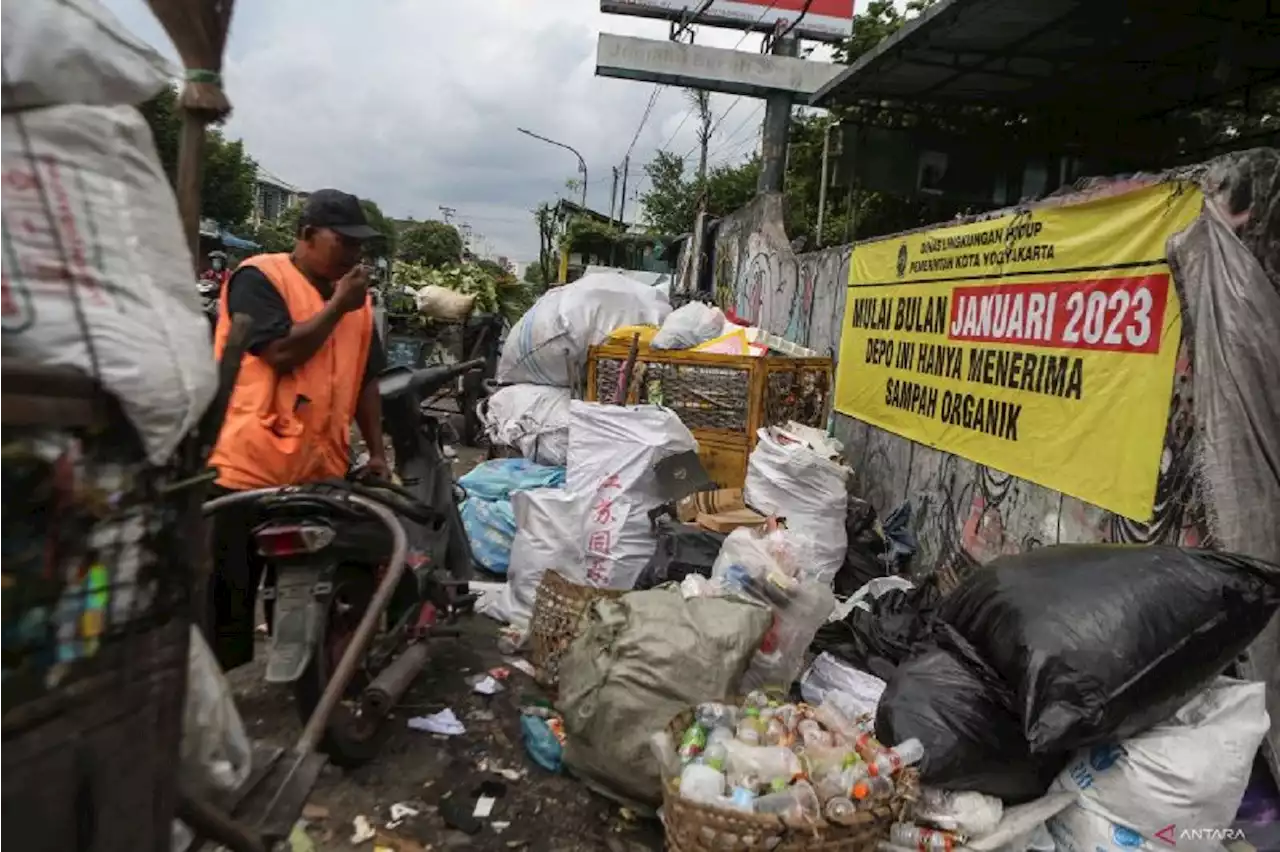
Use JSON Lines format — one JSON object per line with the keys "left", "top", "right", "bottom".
{"left": 101, "top": 0, "right": 845, "bottom": 262}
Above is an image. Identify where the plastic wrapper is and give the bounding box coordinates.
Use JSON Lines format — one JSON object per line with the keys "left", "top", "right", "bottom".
{"left": 875, "top": 627, "right": 1063, "bottom": 803}
{"left": 460, "top": 497, "right": 517, "bottom": 574}
{"left": 799, "top": 652, "right": 888, "bottom": 718}
{"left": 456, "top": 458, "right": 565, "bottom": 502}
{"left": 180, "top": 627, "right": 252, "bottom": 797}
{"left": 914, "top": 788, "right": 1003, "bottom": 837}
{"left": 938, "top": 544, "right": 1280, "bottom": 754}
{"left": 477, "top": 489, "right": 585, "bottom": 627}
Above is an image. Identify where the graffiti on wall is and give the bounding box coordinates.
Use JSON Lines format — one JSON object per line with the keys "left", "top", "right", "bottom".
{"left": 705, "top": 185, "right": 1220, "bottom": 574}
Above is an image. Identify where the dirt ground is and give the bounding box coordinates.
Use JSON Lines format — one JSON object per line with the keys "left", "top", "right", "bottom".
{"left": 226, "top": 448, "right": 665, "bottom": 852}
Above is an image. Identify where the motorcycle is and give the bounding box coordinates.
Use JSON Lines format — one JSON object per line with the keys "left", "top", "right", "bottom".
{"left": 206, "top": 357, "right": 487, "bottom": 766}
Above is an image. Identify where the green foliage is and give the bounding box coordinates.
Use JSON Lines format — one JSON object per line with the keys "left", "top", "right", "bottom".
{"left": 523, "top": 261, "right": 549, "bottom": 286}
{"left": 358, "top": 199, "right": 397, "bottom": 257}
{"left": 638, "top": 151, "right": 760, "bottom": 236}
{"left": 390, "top": 260, "right": 536, "bottom": 326}
{"left": 398, "top": 220, "right": 463, "bottom": 267}
{"left": 137, "top": 84, "right": 257, "bottom": 227}
{"left": 560, "top": 215, "right": 623, "bottom": 255}
{"left": 244, "top": 204, "right": 300, "bottom": 253}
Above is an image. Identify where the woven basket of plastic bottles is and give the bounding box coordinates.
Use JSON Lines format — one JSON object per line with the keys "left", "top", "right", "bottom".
{"left": 529, "top": 570, "right": 625, "bottom": 690}
{"left": 659, "top": 704, "right": 919, "bottom": 852}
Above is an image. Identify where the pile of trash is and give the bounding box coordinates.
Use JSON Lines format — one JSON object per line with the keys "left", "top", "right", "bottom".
{"left": 458, "top": 458, "right": 564, "bottom": 574}
{"left": 652, "top": 691, "right": 922, "bottom": 826}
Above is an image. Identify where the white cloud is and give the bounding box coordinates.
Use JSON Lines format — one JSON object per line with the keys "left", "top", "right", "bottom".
{"left": 100, "top": 0, "right": 823, "bottom": 260}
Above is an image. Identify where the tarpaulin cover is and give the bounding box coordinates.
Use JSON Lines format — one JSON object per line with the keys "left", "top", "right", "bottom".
{"left": 937, "top": 544, "right": 1280, "bottom": 755}
{"left": 1173, "top": 149, "right": 1280, "bottom": 777}
{"left": 558, "top": 587, "right": 771, "bottom": 811}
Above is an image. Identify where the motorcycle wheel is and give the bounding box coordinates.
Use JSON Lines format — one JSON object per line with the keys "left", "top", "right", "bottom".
{"left": 292, "top": 564, "right": 389, "bottom": 767}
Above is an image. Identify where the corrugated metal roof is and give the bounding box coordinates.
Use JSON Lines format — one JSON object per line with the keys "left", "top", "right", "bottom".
{"left": 811, "top": 0, "right": 1280, "bottom": 117}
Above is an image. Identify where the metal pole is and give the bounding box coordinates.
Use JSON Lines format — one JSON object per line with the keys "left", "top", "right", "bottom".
{"left": 518, "top": 127, "right": 588, "bottom": 207}
{"left": 618, "top": 155, "right": 631, "bottom": 228}
{"left": 815, "top": 121, "right": 834, "bottom": 246}
{"left": 757, "top": 36, "right": 798, "bottom": 194}
{"left": 609, "top": 166, "right": 619, "bottom": 223}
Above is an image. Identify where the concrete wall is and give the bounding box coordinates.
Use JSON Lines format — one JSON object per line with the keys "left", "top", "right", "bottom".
{"left": 706, "top": 191, "right": 1206, "bottom": 574}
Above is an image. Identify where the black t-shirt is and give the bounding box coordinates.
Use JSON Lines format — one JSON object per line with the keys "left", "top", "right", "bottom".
{"left": 225, "top": 265, "right": 386, "bottom": 387}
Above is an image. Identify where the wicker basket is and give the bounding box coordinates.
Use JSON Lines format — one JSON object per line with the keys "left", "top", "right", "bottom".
{"left": 2, "top": 377, "right": 199, "bottom": 852}
{"left": 529, "top": 570, "right": 625, "bottom": 689}
{"left": 660, "top": 707, "right": 918, "bottom": 852}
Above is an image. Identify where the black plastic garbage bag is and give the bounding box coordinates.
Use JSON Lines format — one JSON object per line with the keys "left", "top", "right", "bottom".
{"left": 634, "top": 519, "right": 726, "bottom": 590}
{"left": 811, "top": 579, "right": 941, "bottom": 680}
{"left": 939, "top": 544, "right": 1280, "bottom": 755}
{"left": 834, "top": 496, "right": 889, "bottom": 596}
{"left": 875, "top": 625, "right": 1063, "bottom": 803}
{"left": 881, "top": 501, "right": 919, "bottom": 570}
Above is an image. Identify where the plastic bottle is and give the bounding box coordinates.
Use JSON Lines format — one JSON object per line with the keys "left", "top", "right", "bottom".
{"left": 744, "top": 689, "right": 772, "bottom": 709}
{"left": 679, "top": 762, "right": 726, "bottom": 805}
{"left": 813, "top": 698, "right": 860, "bottom": 741}
{"left": 889, "top": 823, "right": 958, "bottom": 852}
{"left": 755, "top": 780, "right": 821, "bottom": 827}
{"left": 708, "top": 725, "right": 736, "bottom": 748}
{"left": 724, "top": 740, "right": 802, "bottom": 778}
{"left": 851, "top": 774, "right": 894, "bottom": 803}
{"left": 736, "top": 711, "right": 766, "bottom": 746}
{"left": 824, "top": 796, "right": 859, "bottom": 826}
{"left": 678, "top": 723, "right": 707, "bottom": 761}
{"left": 702, "top": 742, "right": 727, "bottom": 772}
{"left": 867, "top": 738, "right": 925, "bottom": 777}
{"left": 797, "top": 719, "right": 835, "bottom": 749}
{"left": 797, "top": 743, "right": 857, "bottom": 780}
{"left": 696, "top": 702, "right": 739, "bottom": 730}
{"left": 852, "top": 730, "right": 885, "bottom": 763}
{"left": 728, "top": 786, "right": 757, "bottom": 812}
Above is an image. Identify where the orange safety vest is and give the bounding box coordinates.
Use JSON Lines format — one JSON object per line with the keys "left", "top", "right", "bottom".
{"left": 210, "top": 253, "right": 373, "bottom": 490}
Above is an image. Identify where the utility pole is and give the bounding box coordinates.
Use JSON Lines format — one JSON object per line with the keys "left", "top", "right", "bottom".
{"left": 438, "top": 205, "right": 456, "bottom": 224}
{"left": 517, "top": 127, "right": 588, "bottom": 208}
{"left": 609, "top": 166, "right": 619, "bottom": 223}
{"left": 757, "top": 34, "right": 798, "bottom": 194}
{"left": 617, "top": 155, "right": 631, "bottom": 228}
{"left": 690, "top": 89, "right": 712, "bottom": 183}
{"left": 815, "top": 121, "right": 834, "bottom": 246}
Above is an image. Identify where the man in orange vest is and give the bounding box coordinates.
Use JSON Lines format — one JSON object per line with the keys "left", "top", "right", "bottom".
{"left": 207, "top": 189, "right": 388, "bottom": 669}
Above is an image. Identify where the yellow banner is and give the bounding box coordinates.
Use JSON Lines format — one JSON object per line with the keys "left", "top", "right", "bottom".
{"left": 834, "top": 183, "right": 1203, "bottom": 521}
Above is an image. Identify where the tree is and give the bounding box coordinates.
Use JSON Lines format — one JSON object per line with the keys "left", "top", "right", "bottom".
{"left": 398, "top": 220, "right": 463, "bottom": 267}
{"left": 638, "top": 151, "right": 759, "bottom": 235}
{"left": 358, "top": 198, "right": 397, "bottom": 257}
{"left": 137, "top": 84, "right": 257, "bottom": 227}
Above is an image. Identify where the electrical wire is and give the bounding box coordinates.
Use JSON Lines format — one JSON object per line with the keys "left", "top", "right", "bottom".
{"left": 662, "top": 0, "right": 778, "bottom": 156}
{"left": 626, "top": 84, "right": 664, "bottom": 160}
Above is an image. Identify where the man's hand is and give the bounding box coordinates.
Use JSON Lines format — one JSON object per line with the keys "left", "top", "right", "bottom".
{"left": 363, "top": 454, "right": 390, "bottom": 481}
{"left": 332, "top": 265, "right": 371, "bottom": 314}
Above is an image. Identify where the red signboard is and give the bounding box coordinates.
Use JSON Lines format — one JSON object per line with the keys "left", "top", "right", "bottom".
{"left": 600, "top": 0, "right": 855, "bottom": 42}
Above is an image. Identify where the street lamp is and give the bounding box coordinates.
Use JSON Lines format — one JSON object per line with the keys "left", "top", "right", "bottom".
{"left": 517, "top": 127, "right": 588, "bottom": 208}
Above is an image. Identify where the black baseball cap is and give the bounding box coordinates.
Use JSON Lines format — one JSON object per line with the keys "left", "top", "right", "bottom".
{"left": 298, "top": 189, "right": 380, "bottom": 240}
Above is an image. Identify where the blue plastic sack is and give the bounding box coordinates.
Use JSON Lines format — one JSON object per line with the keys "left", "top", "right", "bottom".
{"left": 458, "top": 458, "right": 565, "bottom": 502}
{"left": 521, "top": 714, "right": 563, "bottom": 773}
{"left": 460, "top": 497, "right": 517, "bottom": 574}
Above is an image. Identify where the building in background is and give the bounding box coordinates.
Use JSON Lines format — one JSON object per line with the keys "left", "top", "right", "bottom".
{"left": 253, "top": 167, "right": 301, "bottom": 226}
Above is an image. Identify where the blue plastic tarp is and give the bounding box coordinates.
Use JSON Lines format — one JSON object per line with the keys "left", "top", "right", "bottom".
{"left": 458, "top": 458, "right": 565, "bottom": 503}
{"left": 460, "top": 497, "right": 517, "bottom": 574}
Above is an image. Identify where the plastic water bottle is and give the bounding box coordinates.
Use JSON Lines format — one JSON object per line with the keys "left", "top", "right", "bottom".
{"left": 696, "top": 702, "right": 739, "bottom": 730}
{"left": 851, "top": 774, "right": 894, "bottom": 802}
{"left": 889, "top": 822, "right": 958, "bottom": 852}
{"left": 852, "top": 730, "right": 884, "bottom": 763}
{"left": 728, "top": 786, "right": 757, "bottom": 811}
{"left": 678, "top": 723, "right": 707, "bottom": 761}
{"left": 679, "top": 762, "right": 726, "bottom": 805}
{"left": 824, "top": 796, "right": 859, "bottom": 826}
{"left": 868, "top": 738, "right": 925, "bottom": 777}
{"left": 797, "top": 719, "right": 834, "bottom": 749}
{"left": 702, "top": 742, "right": 727, "bottom": 772}
{"left": 755, "top": 780, "right": 821, "bottom": 827}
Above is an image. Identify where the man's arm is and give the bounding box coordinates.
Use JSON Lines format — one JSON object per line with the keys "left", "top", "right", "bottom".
{"left": 355, "top": 327, "right": 389, "bottom": 472}
{"left": 226, "top": 264, "right": 367, "bottom": 374}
